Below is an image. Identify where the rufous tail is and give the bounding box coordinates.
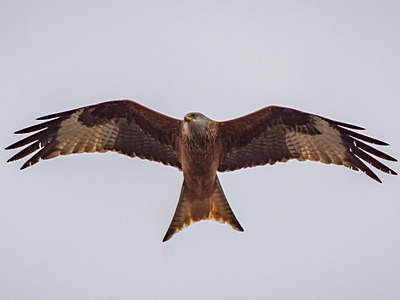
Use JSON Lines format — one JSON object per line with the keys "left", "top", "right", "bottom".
{"left": 163, "top": 176, "right": 243, "bottom": 242}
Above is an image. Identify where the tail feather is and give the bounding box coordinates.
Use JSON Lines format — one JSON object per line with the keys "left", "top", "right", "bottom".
{"left": 163, "top": 176, "right": 243, "bottom": 242}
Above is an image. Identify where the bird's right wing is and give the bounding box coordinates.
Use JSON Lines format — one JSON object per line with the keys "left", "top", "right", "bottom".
{"left": 6, "top": 100, "right": 182, "bottom": 170}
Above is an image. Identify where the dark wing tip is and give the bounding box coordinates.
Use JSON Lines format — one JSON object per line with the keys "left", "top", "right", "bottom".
{"left": 371, "top": 139, "right": 389, "bottom": 146}
{"left": 162, "top": 231, "right": 173, "bottom": 242}
{"left": 339, "top": 126, "right": 391, "bottom": 146}
{"left": 350, "top": 155, "right": 383, "bottom": 183}
{"left": 382, "top": 152, "right": 396, "bottom": 162}
{"left": 19, "top": 159, "right": 34, "bottom": 171}
{"left": 5, "top": 140, "right": 24, "bottom": 150}
{"left": 340, "top": 124, "right": 397, "bottom": 182}
{"left": 37, "top": 106, "right": 82, "bottom": 120}
{"left": 326, "top": 116, "right": 391, "bottom": 146}
{"left": 15, "top": 128, "right": 35, "bottom": 134}
{"left": 37, "top": 114, "right": 57, "bottom": 121}
{"left": 7, "top": 114, "right": 65, "bottom": 168}
{"left": 20, "top": 164, "right": 29, "bottom": 170}
{"left": 36, "top": 112, "right": 64, "bottom": 120}
{"left": 335, "top": 121, "right": 365, "bottom": 130}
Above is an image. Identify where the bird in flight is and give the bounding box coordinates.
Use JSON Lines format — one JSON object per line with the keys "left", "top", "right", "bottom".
{"left": 6, "top": 100, "right": 397, "bottom": 241}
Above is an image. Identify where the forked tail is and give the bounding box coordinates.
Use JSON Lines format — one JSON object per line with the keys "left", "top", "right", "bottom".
{"left": 163, "top": 176, "right": 243, "bottom": 242}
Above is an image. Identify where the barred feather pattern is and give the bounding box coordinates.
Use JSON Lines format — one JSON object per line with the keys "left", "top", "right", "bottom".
{"left": 6, "top": 100, "right": 182, "bottom": 170}
{"left": 219, "top": 107, "right": 397, "bottom": 183}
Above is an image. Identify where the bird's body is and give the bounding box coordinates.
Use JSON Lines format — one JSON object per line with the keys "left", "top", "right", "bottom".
{"left": 166, "top": 112, "right": 242, "bottom": 241}
{"left": 6, "top": 100, "right": 397, "bottom": 241}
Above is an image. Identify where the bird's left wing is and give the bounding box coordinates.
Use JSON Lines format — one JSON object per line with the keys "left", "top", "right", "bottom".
{"left": 218, "top": 106, "right": 397, "bottom": 182}
{"left": 6, "top": 100, "right": 182, "bottom": 169}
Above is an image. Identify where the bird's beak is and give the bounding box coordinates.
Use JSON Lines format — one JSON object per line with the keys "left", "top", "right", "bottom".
{"left": 184, "top": 114, "right": 193, "bottom": 122}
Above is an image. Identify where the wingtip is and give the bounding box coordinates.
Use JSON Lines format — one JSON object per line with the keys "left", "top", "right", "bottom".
{"left": 5, "top": 144, "right": 16, "bottom": 150}
{"left": 36, "top": 113, "right": 56, "bottom": 120}
{"left": 331, "top": 119, "right": 365, "bottom": 130}
{"left": 351, "top": 125, "right": 365, "bottom": 130}
{"left": 20, "top": 161, "right": 31, "bottom": 170}
{"left": 5, "top": 142, "right": 20, "bottom": 150}
{"left": 162, "top": 231, "right": 173, "bottom": 242}
{"left": 367, "top": 169, "right": 382, "bottom": 183}
{"left": 14, "top": 128, "right": 26, "bottom": 134}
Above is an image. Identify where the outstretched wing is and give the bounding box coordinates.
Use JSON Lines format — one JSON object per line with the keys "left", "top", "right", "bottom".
{"left": 219, "top": 106, "right": 397, "bottom": 182}
{"left": 6, "top": 100, "right": 182, "bottom": 169}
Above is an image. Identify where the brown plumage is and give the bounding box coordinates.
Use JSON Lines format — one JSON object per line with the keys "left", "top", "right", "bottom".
{"left": 6, "top": 100, "right": 397, "bottom": 241}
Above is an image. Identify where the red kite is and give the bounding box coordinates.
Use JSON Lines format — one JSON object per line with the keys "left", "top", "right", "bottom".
{"left": 6, "top": 100, "right": 397, "bottom": 241}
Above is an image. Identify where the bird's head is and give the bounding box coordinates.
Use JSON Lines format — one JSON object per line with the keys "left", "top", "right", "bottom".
{"left": 183, "top": 112, "right": 217, "bottom": 141}
{"left": 184, "top": 112, "right": 209, "bottom": 124}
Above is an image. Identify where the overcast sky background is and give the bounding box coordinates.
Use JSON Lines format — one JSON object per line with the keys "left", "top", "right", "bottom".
{"left": 1, "top": 1, "right": 399, "bottom": 299}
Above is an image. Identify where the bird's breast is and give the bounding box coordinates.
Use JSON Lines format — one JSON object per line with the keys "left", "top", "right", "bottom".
{"left": 179, "top": 137, "right": 221, "bottom": 192}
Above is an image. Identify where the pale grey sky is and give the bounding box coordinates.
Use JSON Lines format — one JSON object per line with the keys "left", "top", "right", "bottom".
{"left": 1, "top": 1, "right": 399, "bottom": 299}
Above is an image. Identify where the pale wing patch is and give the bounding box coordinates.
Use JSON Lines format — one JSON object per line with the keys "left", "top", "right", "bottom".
{"left": 55, "top": 110, "right": 119, "bottom": 156}
{"left": 285, "top": 117, "right": 347, "bottom": 165}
